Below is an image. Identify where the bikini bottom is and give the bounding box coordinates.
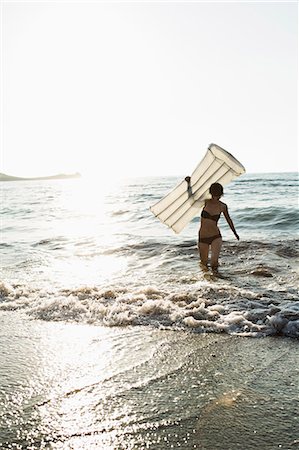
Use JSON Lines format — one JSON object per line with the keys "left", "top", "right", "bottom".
{"left": 199, "top": 234, "right": 222, "bottom": 245}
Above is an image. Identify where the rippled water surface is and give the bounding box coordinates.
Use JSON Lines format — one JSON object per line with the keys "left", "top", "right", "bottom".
{"left": 1, "top": 172, "right": 298, "bottom": 336}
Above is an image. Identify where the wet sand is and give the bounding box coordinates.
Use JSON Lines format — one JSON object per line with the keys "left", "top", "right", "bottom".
{"left": 0, "top": 311, "right": 298, "bottom": 449}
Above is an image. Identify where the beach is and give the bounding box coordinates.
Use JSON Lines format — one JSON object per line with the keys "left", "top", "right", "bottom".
{"left": 2, "top": 1, "right": 297, "bottom": 446}
{"left": 0, "top": 173, "right": 298, "bottom": 448}
{"left": 0, "top": 312, "right": 298, "bottom": 449}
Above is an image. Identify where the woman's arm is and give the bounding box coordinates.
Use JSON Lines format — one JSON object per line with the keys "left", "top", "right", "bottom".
{"left": 223, "top": 205, "right": 239, "bottom": 240}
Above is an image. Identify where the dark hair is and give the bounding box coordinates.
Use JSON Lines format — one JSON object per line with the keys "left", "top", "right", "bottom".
{"left": 209, "top": 182, "right": 223, "bottom": 197}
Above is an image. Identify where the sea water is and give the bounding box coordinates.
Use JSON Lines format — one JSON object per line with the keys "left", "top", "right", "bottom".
{"left": 0, "top": 173, "right": 298, "bottom": 449}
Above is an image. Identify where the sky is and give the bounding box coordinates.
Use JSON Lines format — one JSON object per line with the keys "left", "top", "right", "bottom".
{"left": 0, "top": 1, "right": 298, "bottom": 179}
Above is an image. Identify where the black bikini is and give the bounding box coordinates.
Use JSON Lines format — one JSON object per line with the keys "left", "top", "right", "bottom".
{"left": 199, "top": 234, "right": 221, "bottom": 245}
{"left": 199, "top": 209, "right": 222, "bottom": 244}
{"left": 201, "top": 210, "right": 221, "bottom": 223}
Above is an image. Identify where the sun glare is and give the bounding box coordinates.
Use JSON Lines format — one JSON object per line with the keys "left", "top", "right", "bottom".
{"left": 49, "top": 255, "right": 127, "bottom": 288}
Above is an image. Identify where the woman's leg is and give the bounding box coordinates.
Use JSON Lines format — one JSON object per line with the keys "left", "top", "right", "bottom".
{"left": 199, "top": 243, "right": 209, "bottom": 267}
{"left": 210, "top": 237, "right": 222, "bottom": 270}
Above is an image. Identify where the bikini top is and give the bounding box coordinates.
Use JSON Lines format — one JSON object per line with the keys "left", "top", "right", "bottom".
{"left": 201, "top": 209, "right": 221, "bottom": 223}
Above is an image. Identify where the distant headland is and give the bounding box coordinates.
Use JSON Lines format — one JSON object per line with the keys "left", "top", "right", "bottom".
{"left": 0, "top": 172, "right": 81, "bottom": 182}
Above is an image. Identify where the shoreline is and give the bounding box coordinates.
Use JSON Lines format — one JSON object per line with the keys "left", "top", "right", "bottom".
{"left": 0, "top": 311, "right": 298, "bottom": 449}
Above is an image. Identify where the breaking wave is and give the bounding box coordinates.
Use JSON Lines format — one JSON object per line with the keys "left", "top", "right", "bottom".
{"left": 1, "top": 281, "right": 298, "bottom": 338}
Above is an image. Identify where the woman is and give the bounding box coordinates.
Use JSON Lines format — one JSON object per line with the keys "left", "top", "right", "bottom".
{"left": 199, "top": 182, "right": 239, "bottom": 271}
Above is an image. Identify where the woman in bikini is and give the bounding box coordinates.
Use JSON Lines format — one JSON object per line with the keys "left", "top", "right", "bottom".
{"left": 199, "top": 182, "right": 239, "bottom": 271}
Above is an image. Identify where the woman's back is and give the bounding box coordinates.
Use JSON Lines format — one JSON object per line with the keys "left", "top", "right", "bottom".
{"left": 202, "top": 198, "right": 224, "bottom": 216}
{"left": 201, "top": 199, "right": 225, "bottom": 227}
{"left": 198, "top": 183, "right": 239, "bottom": 271}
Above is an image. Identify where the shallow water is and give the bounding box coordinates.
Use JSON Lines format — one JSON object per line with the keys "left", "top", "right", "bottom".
{"left": 0, "top": 313, "right": 298, "bottom": 449}
{"left": 1, "top": 173, "right": 298, "bottom": 337}
{"left": 0, "top": 173, "right": 298, "bottom": 448}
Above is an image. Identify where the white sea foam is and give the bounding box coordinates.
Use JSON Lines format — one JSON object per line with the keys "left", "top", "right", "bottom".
{"left": 0, "top": 281, "right": 298, "bottom": 337}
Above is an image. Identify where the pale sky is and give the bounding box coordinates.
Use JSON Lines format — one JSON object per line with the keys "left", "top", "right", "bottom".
{"left": 0, "top": 1, "right": 298, "bottom": 178}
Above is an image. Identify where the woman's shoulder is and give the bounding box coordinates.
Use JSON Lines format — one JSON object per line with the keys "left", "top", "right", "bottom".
{"left": 219, "top": 201, "right": 227, "bottom": 211}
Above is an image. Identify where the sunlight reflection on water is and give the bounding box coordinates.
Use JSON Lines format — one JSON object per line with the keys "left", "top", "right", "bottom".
{"left": 47, "top": 255, "right": 128, "bottom": 288}
{"left": 1, "top": 313, "right": 298, "bottom": 449}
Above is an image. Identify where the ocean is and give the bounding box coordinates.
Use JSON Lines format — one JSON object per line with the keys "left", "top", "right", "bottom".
{"left": 0, "top": 172, "right": 298, "bottom": 449}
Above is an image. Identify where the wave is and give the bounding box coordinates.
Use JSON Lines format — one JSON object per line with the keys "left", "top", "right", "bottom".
{"left": 0, "top": 243, "right": 14, "bottom": 248}
{"left": 101, "top": 239, "right": 299, "bottom": 261}
{"left": 235, "top": 173, "right": 298, "bottom": 183}
{"left": 234, "top": 206, "right": 299, "bottom": 229}
{"left": 32, "top": 236, "right": 69, "bottom": 247}
{"left": 235, "top": 180, "right": 298, "bottom": 187}
{"left": 0, "top": 280, "right": 298, "bottom": 338}
{"left": 110, "top": 209, "right": 130, "bottom": 217}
